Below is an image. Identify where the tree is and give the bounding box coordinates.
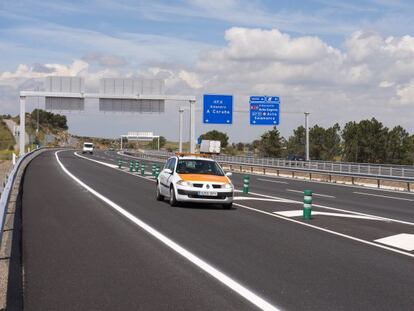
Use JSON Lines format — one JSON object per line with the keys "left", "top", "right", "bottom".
{"left": 236, "top": 142, "right": 244, "bottom": 151}
{"left": 148, "top": 136, "right": 166, "bottom": 149}
{"left": 199, "top": 130, "right": 229, "bottom": 148}
{"left": 286, "top": 126, "right": 305, "bottom": 157}
{"left": 342, "top": 118, "right": 388, "bottom": 163}
{"left": 30, "top": 109, "right": 68, "bottom": 130}
{"left": 386, "top": 126, "right": 410, "bottom": 164}
{"left": 258, "top": 126, "right": 284, "bottom": 157}
{"left": 309, "top": 124, "right": 341, "bottom": 160}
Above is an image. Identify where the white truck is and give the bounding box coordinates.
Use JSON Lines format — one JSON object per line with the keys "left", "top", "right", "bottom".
{"left": 200, "top": 140, "right": 221, "bottom": 154}
{"left": 82, "top": 142, "right": 94, "bottom": 154}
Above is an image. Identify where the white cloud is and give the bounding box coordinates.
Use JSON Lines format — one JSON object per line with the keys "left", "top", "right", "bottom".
{"left": 397, "top": 81, "right": 414, "bottom": 104}
{"left": 1, "top": 27, "right": 414, "bottom": 140}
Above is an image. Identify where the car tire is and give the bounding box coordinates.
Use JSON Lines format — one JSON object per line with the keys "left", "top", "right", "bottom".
{"left": 156, "top": 184, "right": 164, "bottom": 201}
{"left": 169, "top": 187, "right": 178, "bottom": 207}
{"left": 222, "top": 203, "right": 233, "bottom": 209}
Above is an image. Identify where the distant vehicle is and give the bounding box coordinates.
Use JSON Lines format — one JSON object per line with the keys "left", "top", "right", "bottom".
{"left": 156, "top": 154, "right": 233, "bottom": 209}
{"left": 82, "top": 142, "right": 94, "bottom": 154}
{"left": 200, "top": 140, "right": 221, "bottom": 154}
{"left": 108, "top": 146, "right": 115, "bottom": 151}
{"left": 287, "top": 155, "right": 305, "bottom": 161}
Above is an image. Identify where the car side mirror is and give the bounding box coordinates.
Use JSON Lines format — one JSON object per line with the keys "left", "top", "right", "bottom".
{"left": 164, "top": 168, "right": 173, "bottom": 174}
{"left": 225, "top": 172, "right": 232, "bottom": 177}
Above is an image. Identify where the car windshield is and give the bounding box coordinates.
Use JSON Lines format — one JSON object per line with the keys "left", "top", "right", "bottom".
{"left": 84, "top": 144, "right": 93, "bottom": 148}
{"left": 176, "top": 159, "right": 224, "bottom": 176}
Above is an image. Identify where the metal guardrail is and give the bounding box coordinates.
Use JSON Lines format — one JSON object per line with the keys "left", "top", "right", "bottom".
{"left": 128, "top": 150, "right": 414, "bottom": 181}
{"left": 0, "top": 149, "right": 42, "bottom": 247}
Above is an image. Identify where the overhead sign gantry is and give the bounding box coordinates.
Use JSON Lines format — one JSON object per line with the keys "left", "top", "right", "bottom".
{"left": 19, "top": 76, "right": 196, "bottom": 156}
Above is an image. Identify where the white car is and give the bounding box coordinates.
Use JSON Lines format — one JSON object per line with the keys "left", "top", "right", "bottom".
{"left": 156, "top": 154, "right": 234, "bottom": 208}
{"left": 82, "top": 142, "right": 94, "bottom": 154}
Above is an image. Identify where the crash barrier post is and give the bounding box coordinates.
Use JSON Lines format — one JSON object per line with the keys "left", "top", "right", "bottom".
{"left": 243, "top": 176, "right": 250, "bottom": 194}
{"left": 303, "top": 190, "right": 313, "bottom": 220}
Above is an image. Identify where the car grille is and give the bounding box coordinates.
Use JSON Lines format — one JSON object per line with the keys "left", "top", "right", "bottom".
{"left": 177, "top": 190, "right": 233, "bottom": 199}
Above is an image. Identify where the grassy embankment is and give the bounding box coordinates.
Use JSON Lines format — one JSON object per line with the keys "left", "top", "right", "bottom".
{"left": 0, "top": 118, "right": 15, "bottom": 160}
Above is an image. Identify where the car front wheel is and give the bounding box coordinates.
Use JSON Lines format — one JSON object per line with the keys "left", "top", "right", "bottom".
{"left": 222, "top": 203, "right": 233, "bottom": 209}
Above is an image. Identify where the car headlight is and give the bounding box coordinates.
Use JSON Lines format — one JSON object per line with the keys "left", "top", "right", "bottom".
{"left": 177, "top": 180, "right": 192, "bottom": 187}
{"left": 223, "top": 183, "right": 233, "bottom": 189}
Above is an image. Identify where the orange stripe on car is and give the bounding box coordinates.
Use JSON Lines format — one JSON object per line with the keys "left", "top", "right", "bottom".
{"left": 178, "top": 174, "right": 229, "bottom": 183}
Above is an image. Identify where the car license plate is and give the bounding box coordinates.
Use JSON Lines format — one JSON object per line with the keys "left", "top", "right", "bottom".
{"left": 198, "top": 191, "right": 218, "bottom": 196}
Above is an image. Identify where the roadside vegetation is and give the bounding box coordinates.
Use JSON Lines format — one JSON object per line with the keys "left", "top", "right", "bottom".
{"left": 198, "top": 118, "right": 414, "bottom": 165}
{"left": 0, "top": 116, "right": 15, "bottom": 159}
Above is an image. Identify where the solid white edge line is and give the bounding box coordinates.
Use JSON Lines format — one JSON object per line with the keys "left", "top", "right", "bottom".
{"left": 56, "top": 151, "right": 280, "bottom": 311}
{"left": 233, "top": 202, "right": 414, "bottom": 259}
{"left": 75, "top": 152, "right": 118, "bottom": 168}
{"left": 353, "top": 191, "right": 414, "bottom": 202}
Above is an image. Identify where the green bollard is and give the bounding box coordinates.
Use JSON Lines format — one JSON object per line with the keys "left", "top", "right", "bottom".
{"left": 243, "top": 175, "right": 250, "bottom": 194}
{"left": 135, "top": 161, "right": 140, "bottom": 173}
{"left": 155, "top": 166, "right": 160, "bottom": 178}
{"left": 129, "top": 161, "right": 133, "bottom": 172}
{"left": 141, "top": 163, "right": 146, "bottom": 176}
{"left": 303, "top": 190, "right": 313, "bottom": 220}
{"left": 118, "top": 159, "right": 122, "bottom": 169}
{"left": 152, "top": 164, "right": 156, "bottom": 176}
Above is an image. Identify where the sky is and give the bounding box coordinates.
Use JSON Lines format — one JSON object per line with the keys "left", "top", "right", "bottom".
{"left": 1, "top": 0, "right": 414, "bottom": 142}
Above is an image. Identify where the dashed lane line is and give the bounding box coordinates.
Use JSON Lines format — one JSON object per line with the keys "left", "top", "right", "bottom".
{"left": 353, "top": 191, "right": 414, "bottom": 202}
{"left": 286, "top": 189, "right": 336, "bottom": 199}
{"left": 256, "top": 178, "right": 288, "bottom": 185}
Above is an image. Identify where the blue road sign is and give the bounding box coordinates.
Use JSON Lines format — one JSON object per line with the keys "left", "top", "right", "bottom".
{"left": 203, "top": 95, "right": 233, "bottom": 124}
{"left": 250, "top": 96, "right": 280, "bottom": 125}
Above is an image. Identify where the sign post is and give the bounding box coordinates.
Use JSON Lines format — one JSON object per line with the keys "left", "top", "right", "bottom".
{"left": 249, "top": 96, "right": 280, "bottom": 125}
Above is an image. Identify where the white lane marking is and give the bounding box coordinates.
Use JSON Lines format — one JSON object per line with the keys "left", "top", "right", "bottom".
{"left": 75, "top": 152, "right": 118, "bottom": 169}
{"left": 375, "top": 234, "right": 414, "bottom": 251}
{"left": 239, "top": 190, "right": 414, "bottom": 227}
{"left": 286, "top": 189, "right": 336, "bottom": 198}
{"left": 274, "top": 210, "right": 385, "bottom": 221}
{"left": 257, "top": 178, "right": 288, "bottom": 185}
{"left": 233, "top": 197, "right": 295, "bottom": 203}
{"left": 69, "top": 150, "right": 414, "bottom": 258}
{"left": 353, "top": 191, "right": 414, "bottom": 202}
{"left": 233, "top": 202, "right": 414, "bottom": 259}
{"left": 56, "top": 151, "right": 280, "bottom": 311}
{"left": 234, "top": 190, "right": 297, "bottom": 203}
{"left": 75, "top": 152, "right": 154, "bottom": 182}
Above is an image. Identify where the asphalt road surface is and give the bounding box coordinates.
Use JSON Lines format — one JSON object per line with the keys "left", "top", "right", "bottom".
{"left": 21, "top": 150, "right": 414, "bottom": 310}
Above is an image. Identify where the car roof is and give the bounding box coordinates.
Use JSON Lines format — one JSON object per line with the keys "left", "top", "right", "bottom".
{"left": 170, "top": 155, "right": 215, "bottom": 162}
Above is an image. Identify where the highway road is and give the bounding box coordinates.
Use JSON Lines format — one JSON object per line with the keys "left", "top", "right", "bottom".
{"left": 21, "top": 150, "right": 414, "bottom": 310}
